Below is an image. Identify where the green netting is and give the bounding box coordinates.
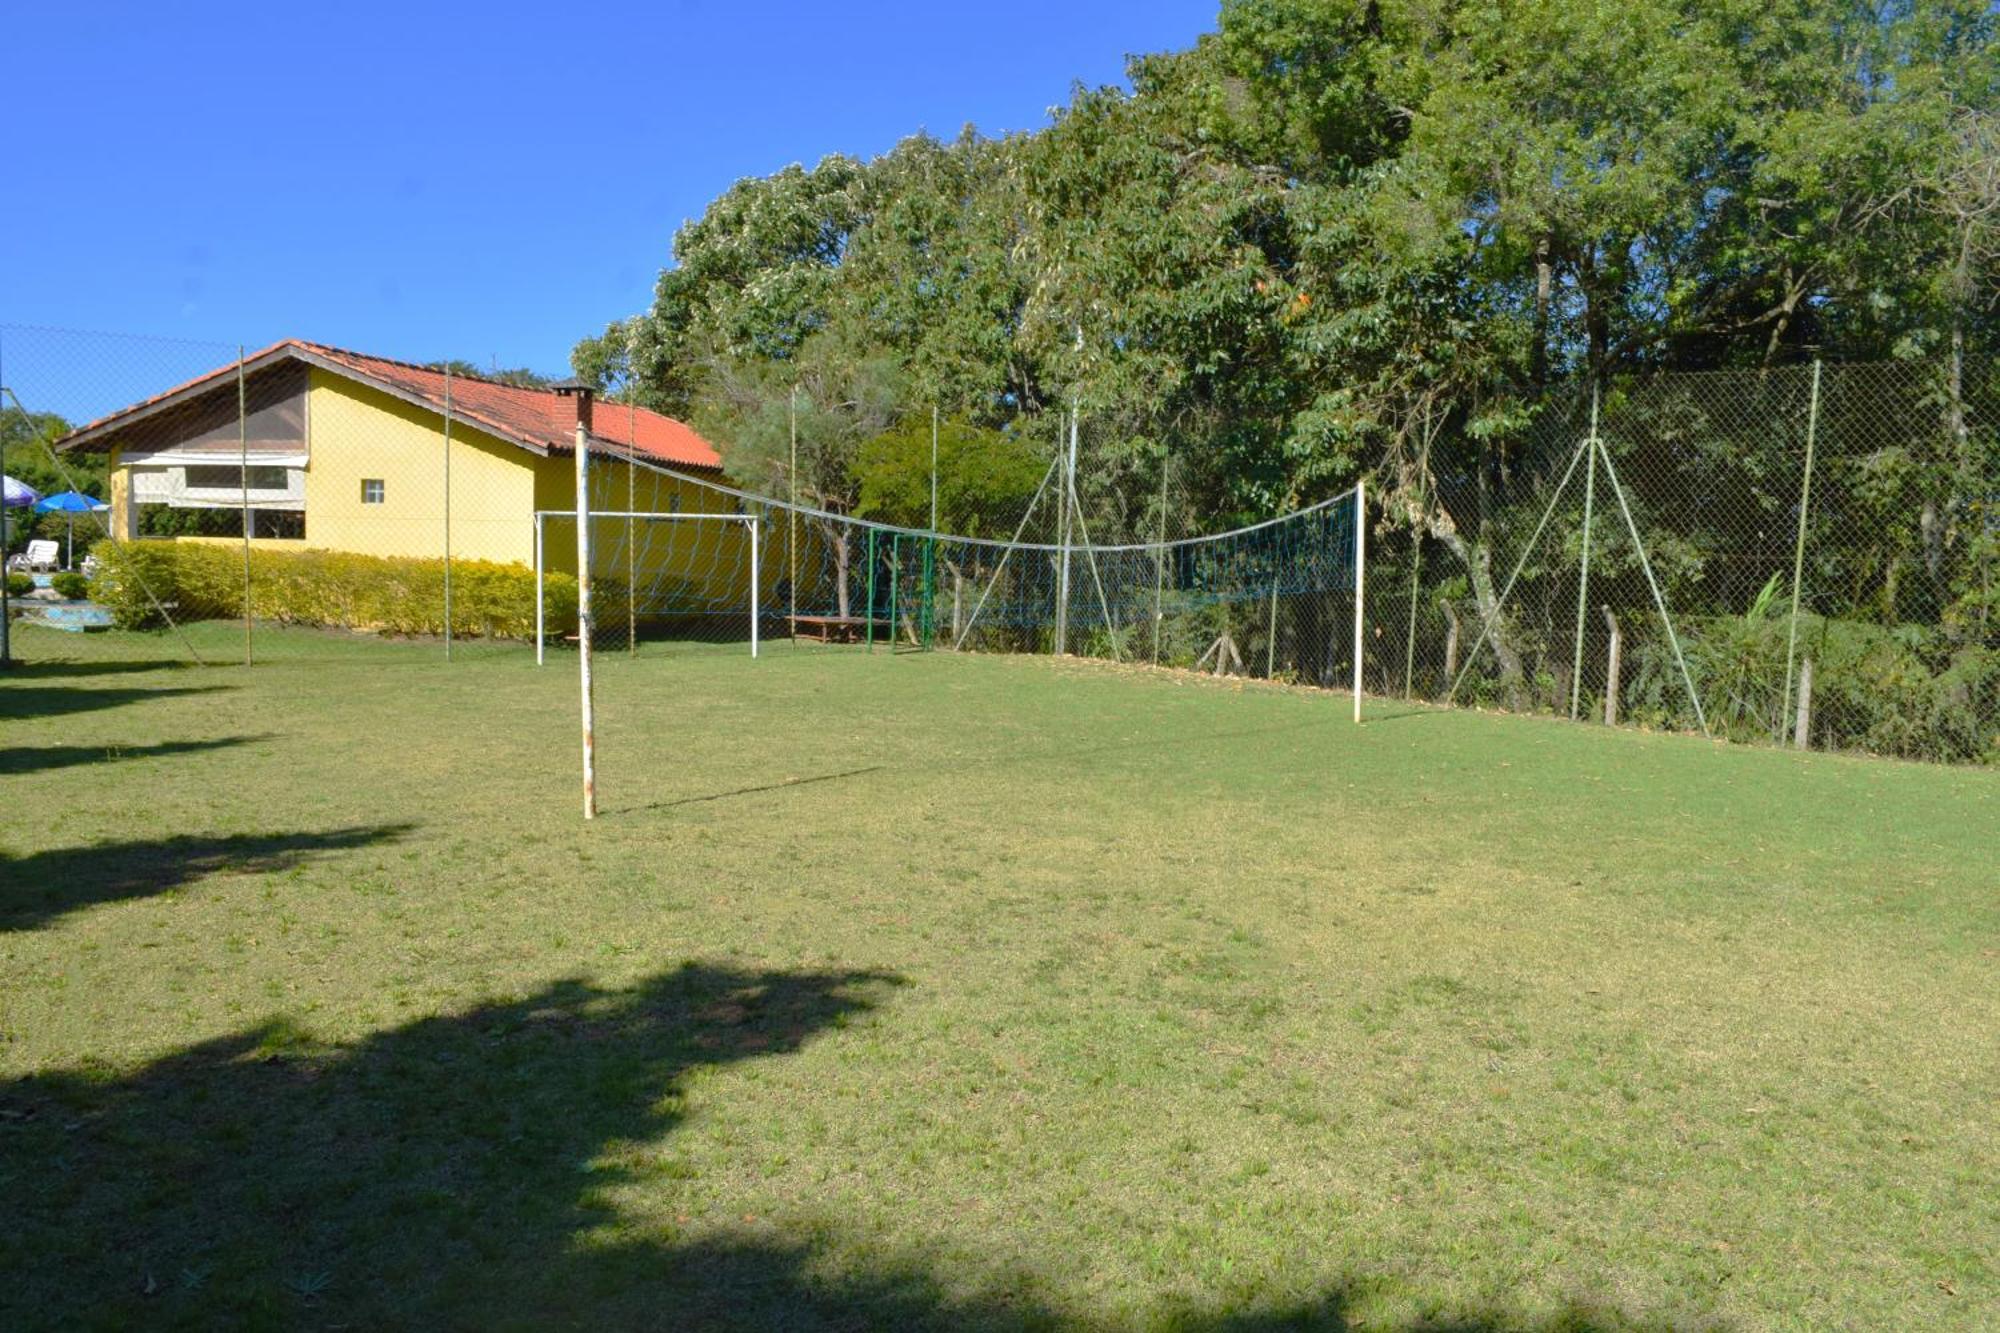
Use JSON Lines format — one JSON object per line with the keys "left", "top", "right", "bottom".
{"left": 539, "top": 458, "right": 1363, "bottom": 683}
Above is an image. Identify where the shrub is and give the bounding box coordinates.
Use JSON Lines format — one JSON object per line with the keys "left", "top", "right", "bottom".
{"left": 50, "top": 571, "right": 91, "bottom": 600}
{"left": 1624, "top": 609, "right": 1997, "bottom": 764}
{"left": 88, "top": 541, "right": 575, "bottom": 641}
{"left": 4, "top": 572, "right": 31, "bottom": 598}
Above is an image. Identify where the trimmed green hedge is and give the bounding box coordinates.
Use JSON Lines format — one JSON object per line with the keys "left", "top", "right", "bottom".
{"left": 90, "top": 541, "right": 575, "bottom": 641}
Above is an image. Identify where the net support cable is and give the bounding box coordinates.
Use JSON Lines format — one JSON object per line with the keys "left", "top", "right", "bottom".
{"left": 1442, "top": 419, "right": 1710, "bottom": 737}
{"left": 953, "top": 455, "right": 1061, "bottom": 650}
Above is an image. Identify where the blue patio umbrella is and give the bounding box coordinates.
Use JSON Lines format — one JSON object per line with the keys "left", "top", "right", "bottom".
{"left": 2, "top": 478, "right": 39, "bottom": 581}
{"left": 32, "top": 489, "right": 109, "bottom": 571}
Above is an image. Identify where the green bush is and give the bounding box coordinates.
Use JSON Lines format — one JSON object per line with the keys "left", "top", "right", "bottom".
{"left": 1625, "top": 608, "right": 1997, "bottom": 764}
{"left": 50, "top": 571, "right": 91, "bottom": 600}
{"left": 4, "top": 572, "right": 31, "bottom": 599}
{"left": 88, "top": 541, "right": 576, "bottom": 641}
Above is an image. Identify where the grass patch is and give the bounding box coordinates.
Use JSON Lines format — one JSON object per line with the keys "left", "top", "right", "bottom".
{"left": 2, "top": 625, "right": 1995, "bottom": 1329}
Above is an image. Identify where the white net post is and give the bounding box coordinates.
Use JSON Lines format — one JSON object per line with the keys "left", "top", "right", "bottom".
{"left": 1352, "top": 479, "right": 1366, "bottom": 723}
{"left": 749, "top": 515, "right": 760, "bottom": 659}
{"left": 535, "top": 512, "right": 546, "bottom": 666}
{"left": 1055, "top": 404, "right": 1077, "bottom": 655}
{"left": 571, "top": 401, "right": 597, "bottom": 820}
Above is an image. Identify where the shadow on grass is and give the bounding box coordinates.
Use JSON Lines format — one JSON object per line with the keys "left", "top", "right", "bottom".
{"left": 0, "top": 963, "right": 903, "bottom": 1328}
{"left": 553, "top": 1239, "right": 1699, "bottom": 1332}
{"left": 0, "top": 658, "right": 196, "bottom": 679}
{"left": 0, "top": 824, "right": 413, "bottom": 932}
{"left": 0, "top": 682, "right": 230, "bottom": 721}
{"left": 0, "top": 959, "right": 1711, "bottom": 1331}
{"left": 1356, "top": 704, "right": 1450, "bottom": 725}
{"left": 0, "top": 734, "right": 270, "bottom": 777}
{"left": 631, "top": 765, "right": 886, "bottom": 813}
{"left": 613, "top": 716, "right": 1352, "bottom": 817}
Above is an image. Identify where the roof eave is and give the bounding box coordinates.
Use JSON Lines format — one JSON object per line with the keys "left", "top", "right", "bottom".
{"left": 568, "top": 435, "right": 724, "bottom": 472}
{"left": 51, "top": 342, "right": 556, "bottom": 459}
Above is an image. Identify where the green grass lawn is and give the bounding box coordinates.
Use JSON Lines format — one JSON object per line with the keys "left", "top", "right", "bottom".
{"left": 2, "top": 624, "right": 1995, "bottom": 1330}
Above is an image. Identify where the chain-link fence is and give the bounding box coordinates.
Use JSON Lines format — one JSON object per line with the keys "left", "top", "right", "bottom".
{"left": 1364, "top": 359, "right": 1999, "bottom": 764}
{"left": 4, "top": 325, "right": 1994, "bottom": 763}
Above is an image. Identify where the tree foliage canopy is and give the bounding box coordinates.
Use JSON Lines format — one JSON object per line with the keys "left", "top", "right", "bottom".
{"left": 576, "top": 0, "right": 1997, "bottom": 534}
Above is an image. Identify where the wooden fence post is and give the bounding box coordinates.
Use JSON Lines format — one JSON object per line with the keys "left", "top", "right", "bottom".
{"left": 1601, "top": 605, "right": 1621, "bottom": 726}
{"left": 1441, "top": 599, "right": 1460, "bottom": 690}
{"left": 1793, "top": 656, "right": 1813, "bottom": 750}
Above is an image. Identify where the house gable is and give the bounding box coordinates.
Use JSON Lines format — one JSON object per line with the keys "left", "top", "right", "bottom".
{"left": 56, "top": 340, "right": 724, "bottom": 472}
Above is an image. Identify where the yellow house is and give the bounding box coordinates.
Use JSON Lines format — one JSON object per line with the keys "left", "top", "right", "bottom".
{"left": 53, "top": 340, "right": 774, "bottom": 614}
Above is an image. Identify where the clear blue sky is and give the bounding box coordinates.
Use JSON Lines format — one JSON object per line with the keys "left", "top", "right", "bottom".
{"left": 3, "top": 1, "right": 1220, "bottom": 380}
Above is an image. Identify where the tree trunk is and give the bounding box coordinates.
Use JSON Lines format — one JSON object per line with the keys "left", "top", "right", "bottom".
{"left": 1434, "top": 527, "right": 1526, "bottom": 705}
{"left": 827, "top": 523, "right": 851, "bottom": 619}
{"left": 1442, "top": 599, "right": 1460, "bottom": 687}
{"left": 1581, "top": 243, "right": 1610, "bottom": 375}
{"left": 1930, "top": 316, "right": 1969, "bottom": 630}
{"left": 1388, "top": 477, "right": 1527, "bottom": 707}
{"left": 1532, "top": 233, "right": 1553, "bottom": 386}
{"left": 1920, "top": 496, "right": 1945, "bottom": 596}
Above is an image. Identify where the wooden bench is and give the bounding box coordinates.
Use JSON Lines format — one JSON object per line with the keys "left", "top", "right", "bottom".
{"left": 790, "top": 614, "right": 888, "bottom": 645}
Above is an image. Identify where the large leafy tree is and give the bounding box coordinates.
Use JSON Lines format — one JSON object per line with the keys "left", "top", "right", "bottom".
{"left": 856, "top": 416, "right": 1047, "bottom": 538}
{"left": 577, "top": 0, "right": 1996, "bottom": 656}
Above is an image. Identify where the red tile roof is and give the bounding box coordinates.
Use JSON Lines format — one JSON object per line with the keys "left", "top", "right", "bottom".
{"left": 55, "top": 338, "right": 723, "bottom": 471}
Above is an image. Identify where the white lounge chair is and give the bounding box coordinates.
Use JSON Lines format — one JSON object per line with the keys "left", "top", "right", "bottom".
{"left": 6, "top": 539, "right": 60, "bottom": 573}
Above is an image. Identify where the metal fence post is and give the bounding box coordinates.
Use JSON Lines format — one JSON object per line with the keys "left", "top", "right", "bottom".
{"left": 1781, "top": 360, "right": 1823, "bottom": 733}
{"left": 1570, "top": 384, "right": 1600, "bottom": 720}
{"left": 789, "top": 385, "right": 798, "bottom": 647}
{"left": 1153, "top": 453, "right": 1169, "bottom": 665}
{"left": 1266, "top": 577, "right": 1280, "bottom": 678}
{"left": 1402, "top": 529, "right": 1422, "bottom": 699}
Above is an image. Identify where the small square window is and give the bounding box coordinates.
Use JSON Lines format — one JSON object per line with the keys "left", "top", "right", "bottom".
{"left": 361, "top": 479, "right": 385, "bottom": 505}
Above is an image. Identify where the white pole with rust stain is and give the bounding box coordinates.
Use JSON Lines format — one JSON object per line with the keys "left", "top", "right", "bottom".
{"left": 443, "top": 364, "right": 453, "bottom": 661}
{"left": 574, "top": 405, "right": 597, "bottom": 820}
{"left": 1055, "top": 403, "right": 1076, "bottom": 656}
{"left": 239, "top": 347, "right": 252, "bottom": 667}
{"left": 1352, "top": 479, "right": 1366, "bottom": 723}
